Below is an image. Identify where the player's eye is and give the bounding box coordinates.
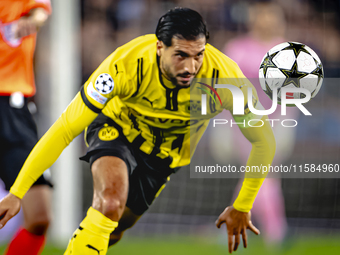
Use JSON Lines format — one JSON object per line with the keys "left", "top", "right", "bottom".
{"left": 176, "top": 52, "right": 187, "bottom": 58}
{"left": 196, "top": 53, "right": 202, "bottom": 58}
{"left": 194, "top": 53, "right": 203, "bottom": 61}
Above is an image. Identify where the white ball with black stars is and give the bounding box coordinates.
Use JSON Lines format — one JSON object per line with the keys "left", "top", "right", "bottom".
{"left": 259, "top": 42, "right": 324, "bottom": 103}
{"left": 95, "top": 73, "right": 114, "bottom": 94}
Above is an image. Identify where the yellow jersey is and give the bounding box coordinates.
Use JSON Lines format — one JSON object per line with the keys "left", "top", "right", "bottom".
{"left": 81, "top": 34, "right": 256, "bottom": 168}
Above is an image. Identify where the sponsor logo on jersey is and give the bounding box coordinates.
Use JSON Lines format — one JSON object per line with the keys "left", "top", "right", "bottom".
{"left": 87, "top": 82, "right": 108, "bottom": 105}
{"left": 129, "top": 108, "right": 199, "bottom": 127}
{"left": 98, "top": 124, "right": 119, "bottom": 141}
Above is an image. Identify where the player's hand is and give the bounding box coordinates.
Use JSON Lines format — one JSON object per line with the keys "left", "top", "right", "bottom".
{"left": 215, "top": 206, "right": 259, "bottom": 253}
{"left": 0, "top": 193, "right": 21, "bottom": 229}
{"left": 13, "top": 8, "right": 49, "bottom": 39}
{"left": 13, "top": 17, "right": 38, "bottom": 39}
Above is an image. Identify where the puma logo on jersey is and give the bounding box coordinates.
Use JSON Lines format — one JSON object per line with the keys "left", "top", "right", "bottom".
{"left": 86, "top": 244, "right": 103, "bottom": 254}
{"left": 115, "top": 64, "right": 123, "bottom": 75}
{"left": 142, "top": 97, "right": 154, "bottom": 107}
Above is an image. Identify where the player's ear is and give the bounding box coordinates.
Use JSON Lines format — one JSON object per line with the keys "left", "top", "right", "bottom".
{"left": 156, "top": 40, "right": 164, "bottom": 56}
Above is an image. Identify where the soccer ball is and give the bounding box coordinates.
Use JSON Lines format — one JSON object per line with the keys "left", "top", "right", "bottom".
{"left": 259, "top": 42, "right": 324, "bottom": 103}
{"left": 95, "top": 73, "right": 114, "bottom": 94}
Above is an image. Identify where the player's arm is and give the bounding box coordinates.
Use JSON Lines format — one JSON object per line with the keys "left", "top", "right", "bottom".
{"left": 216, "top": 115, "right": 275, "bottom": 253}
{"left": 217, "top": 62, "right": 276, "bottom": 213}
{"left": 214, "top": 71, "right": 276, "bottom": 252}
{"left": 234, "top": 114, "right": 276, "bottom": 211}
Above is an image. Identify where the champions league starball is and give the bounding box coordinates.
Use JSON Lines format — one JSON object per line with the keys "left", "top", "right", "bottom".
{"left": 259, "top": 42, "right": 324, "bottom": 103}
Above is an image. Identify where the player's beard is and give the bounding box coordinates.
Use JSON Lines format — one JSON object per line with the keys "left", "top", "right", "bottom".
{"left": 162, "top": 61, "right": 192, "bottom": 88}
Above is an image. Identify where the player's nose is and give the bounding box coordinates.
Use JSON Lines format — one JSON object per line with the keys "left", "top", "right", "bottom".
{"left": 184, "top": 57, "right": 196, "bottom": 74}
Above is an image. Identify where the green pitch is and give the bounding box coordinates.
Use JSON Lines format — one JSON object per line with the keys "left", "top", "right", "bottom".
{"left": 1, "top": 235, "right": 339, "bottom": 255}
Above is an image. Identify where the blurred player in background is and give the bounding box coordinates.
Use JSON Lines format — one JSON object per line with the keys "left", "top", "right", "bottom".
{"left": 224, "top": 1, "right": 299, "bottom": 245}
{"left": 0, "top": 7, "right": 275, "bottom": 254}
{"left": 0, "top": 1, "right": 52, "bottom": 254}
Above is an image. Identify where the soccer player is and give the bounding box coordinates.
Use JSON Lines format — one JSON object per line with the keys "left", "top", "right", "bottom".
{"left": 0, "top": 1, "right": 52, "bottom": 254}
{"left": 0, "top": 7, "right": 275, "bottom": 254}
